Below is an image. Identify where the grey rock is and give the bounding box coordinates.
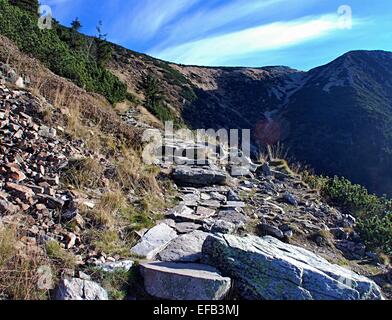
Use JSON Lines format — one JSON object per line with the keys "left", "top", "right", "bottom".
{"left": 230, "top": 166, "right": 253, "bottom": 177}
{"left": 222, "top": 201, "right": 246, "bottom": 209}
{"left": 209, "top": 192, "right": 227, "bottom": 202}
{"left": 140, "top": 262, "right": 231, "bottom": 300}
{"left": 202, "top": 234, "right": 384, "bottom": 300}
{"left": 203, "top": 219, "right": 237, "bottom": 234}
{"left": 282, "top": 192, "right": 299, "bottom": 206}
{"left": 0, "top": 199, "right": 18, "bottom": 214}
{"left": 78, "top": 271, "right": 91, "bottom": 281}
{"left": 173, "top": 166, "right": 227, "bottom": 187}
{"left": 158, "top": 231, "right": 210, "bottom": 262}
{"left": 200, "top": 193, "right": 212, "bottom": 200}
{"left": 38, "top": 126, "right": 57, "bottom": 139}
{"left": 167, "top": 204, "right": 197, "bottom": 222}
{"left": 130, "top": 223, "right": 177, "bottom": 259}
{"left": 216, "top": 209, "right": 249, "bottom": 227}
{"left": 226, "top": 189, "right": 241, "bottom": 202}
{"left": 173, "top": 222, "right": 202, "bottom": 234}
{"left": 258, "top": 223, "right": 285, "bottom": 240}
{"left": 196, "top": 206, "right": 216, "bottom": 218}
{"left": 341, "top": 214, "right": 357, "bottom": 228}
{"left": 54, "top": 278, "right": 108, "bottom": 300}
{"left": 180, "top": 193, "right": 200, "bottom": 207}
{"left": 257, "top": 163, "right": 272, "bottom": 176}
{"left": 330, "top": 228, "right": 349, "bottom": 240}
{"left": 198, "top": 200, "right": 221, "bottom": 208}
{"left": 336, "top": 240, "right": 367, "bottom": 260}
{"left": 98, "top": 260, "right": 134, "bottom": 273}
{"left": 283, "top": 230, "right": 294, "bottom": 238}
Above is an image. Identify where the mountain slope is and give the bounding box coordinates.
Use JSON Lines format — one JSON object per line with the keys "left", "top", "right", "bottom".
{"left": 107, "top": 47, "right": 392, "bottom": 196}
{"left": 284, "top": 51, "right": 392, "bottom": 196}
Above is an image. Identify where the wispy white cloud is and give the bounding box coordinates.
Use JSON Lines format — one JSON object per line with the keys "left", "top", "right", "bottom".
{"left": 158, "top": 0, "right": 295, "bottom": 46}
{"left": 151, "top": 14, "right": 353, "bottom": 65}
{"left": 109, "top": 0, "right": 201, "bottom": 41}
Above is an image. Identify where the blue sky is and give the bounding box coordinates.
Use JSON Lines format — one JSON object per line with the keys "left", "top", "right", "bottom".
{"left": 44, "top": 0, "right": 392, "bottom": 70}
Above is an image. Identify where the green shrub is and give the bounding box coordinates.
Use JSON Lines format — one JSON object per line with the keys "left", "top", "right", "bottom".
{"left": 357, "top": 213, "right": 392, "bottom": 255}
{"left": 304, "top": 175, "right": 392, "bottom": 254}
{"left": 89, "top": 267, "right": 132, "bottom": 300}
{"left": 0, "top": 0, "right": 127, "bottom": 104}
{"left": 45, "top": 240, "right": 77, "bottom": 269}
{"left": 141, "top": 74, "right": 183, "bottom": 127}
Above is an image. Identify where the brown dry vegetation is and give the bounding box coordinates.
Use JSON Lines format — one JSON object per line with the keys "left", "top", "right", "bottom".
{"left": 0, "top": 224, "right": 51, "bottom": 300}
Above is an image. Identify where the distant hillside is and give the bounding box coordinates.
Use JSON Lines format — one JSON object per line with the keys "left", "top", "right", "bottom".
{"left": 284, "top": 51, "right": 392, "bottom": 196}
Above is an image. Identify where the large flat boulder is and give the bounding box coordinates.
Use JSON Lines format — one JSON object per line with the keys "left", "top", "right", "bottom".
{"left": 140, "top": 262, "right": 231, "bottom": 300}
{"left": 202, "top": 235, "right": 384, "bottom": 300}
{"left": 172, "top": 166, "right": 227, "bottom": 187}
{"left": 158, "top": 231, "right": 210, "bottom": 262}
{"left": 130, "top": 223, "right": 177, "bottom": 259}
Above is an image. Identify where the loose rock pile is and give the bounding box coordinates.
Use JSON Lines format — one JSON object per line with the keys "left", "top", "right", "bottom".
{"left": 0, "top": 85, "right": 93, "bottom": 264}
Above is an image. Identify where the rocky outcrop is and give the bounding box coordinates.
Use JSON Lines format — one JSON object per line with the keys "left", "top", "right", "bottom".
{"left": 54, "top": 278, "right": 108, "bottom": 300}
{"left": 202, "top": 234, "right": 384, "bottom": 300}
{"left": 140, "top": 262, "right": 231, "bottom": 300}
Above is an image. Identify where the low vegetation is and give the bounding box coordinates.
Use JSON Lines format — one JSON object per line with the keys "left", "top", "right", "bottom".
{"left": 62, "top": 158, "right": 104, "bottom": 190}
{"left": 88, "top": 265, "right": 139, "bottom": 300}
{"left": 0, "top": 0, "right": 127, "bottom": 104}
{"left": 141, "top": 74, "right": 184, "bottom": 127}
{"left": 45, "top": 240, "right": 77, "bottom": 270}
{"left": 0, "top": 225, "right": 50, "bottom": 300}
{"left": 304, "top": 174, "right": 392, "bottom": 254}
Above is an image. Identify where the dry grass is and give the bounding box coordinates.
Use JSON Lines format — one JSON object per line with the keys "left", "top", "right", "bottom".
{"left": 0, "top": 35, "right": 172, "bottom": 294}
{"left": 83, "top": 189, "right": 127, "bottom": 228}
{"left": 311, "top": 229, "right": 335, "bottom": 248}
{"left": 113, "top": 145, "right": 161, "bottom": 194}
{"left": 87, "top": 230, "right": 132, "bottom": 257}
{"left": 0, "top": 225, "right": 51, "bottom": 300}
{"left": 45, "top": 240, "right": 77, "bottom": 270}
{"left": 61, "top": 157, "right": 104, "bottom": 190}
{"left": 270, "top": 159, "right": 296, "bottom": 177}
{"left": 258, "top": 142, "right": 289, "bottom": 163}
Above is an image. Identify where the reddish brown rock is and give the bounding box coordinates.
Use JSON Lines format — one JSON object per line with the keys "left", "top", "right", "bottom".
{"left": 6, "top": 164, "right": 26, "bottom": 182}
{"left": 5, "top": 182, "right": 34, "bottom": 201}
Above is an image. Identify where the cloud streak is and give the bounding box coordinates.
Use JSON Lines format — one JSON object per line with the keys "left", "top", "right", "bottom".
{"left": 109, "top": 0, "right": 201, "bottom": 42}
{"left": 158, "top": 0, "right": 289, "bottom": 45}
{"left": 151, "top": 14, "right": 350, "bottom": 65}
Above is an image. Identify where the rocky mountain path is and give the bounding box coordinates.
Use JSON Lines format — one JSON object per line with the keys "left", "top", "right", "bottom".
{"left": 122, "top": 130, "right": 389, "bottom": 300}
{"left": 0, "top": 66, "right": 389, "bottom": 300}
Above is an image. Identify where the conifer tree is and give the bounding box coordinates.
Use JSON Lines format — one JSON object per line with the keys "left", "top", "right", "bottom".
{"left": 10, "top": 0, "right": 39, "bottom": 14}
